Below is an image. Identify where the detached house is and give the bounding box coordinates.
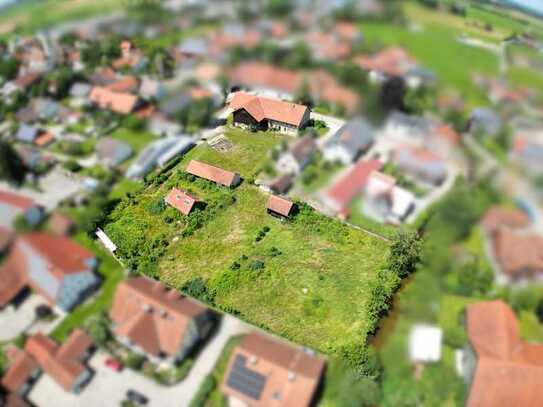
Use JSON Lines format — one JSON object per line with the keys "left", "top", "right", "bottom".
{"left": 88, "top": 86, "right": 139, "bottom": 115}
{"left": 323, "top": 118, "right": 375, "bottom": 165}
{"left": 229, "top": 92, "right": 310, "bottom": 136}
{"left": 221, "top": 332, "right": 325, "bottom": 407}
{"left": 463, "top": 301, "right": 543, "bottom": 407}
{"left": 109, "top": 277, "right": 213, "bottom": 365}
{"left": 392, "top": 146, "right": 447, "bottom": 186}
{"left": 276, "top": 136, "right": 317, "bottom": 175}
{"left": 0, "top": 233, "right": 99, "bottom": 312}
{"left": 0, "top": 190, "right": 43, "bottom": 229}
{"left": 1, "top": 330, "right": 94, "bottom": 395}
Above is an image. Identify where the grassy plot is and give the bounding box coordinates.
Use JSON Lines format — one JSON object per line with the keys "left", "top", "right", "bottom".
{"left": 110, "top": 128, "right": 158, "bottom": 154}
{"left": 105, "top": 129, "right": 391, "bottom": 354}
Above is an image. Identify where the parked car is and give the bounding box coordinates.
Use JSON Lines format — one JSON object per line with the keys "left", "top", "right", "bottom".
{"left": 105, "top": 358, "right": 123, "bottom": 372}
{"left": 126, "top": 390, "right": 148, "bottom": 405}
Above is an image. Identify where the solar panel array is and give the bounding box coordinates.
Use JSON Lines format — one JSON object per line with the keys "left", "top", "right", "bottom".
{"left": 226, "top": 354, "right": 267, "bottom": 400}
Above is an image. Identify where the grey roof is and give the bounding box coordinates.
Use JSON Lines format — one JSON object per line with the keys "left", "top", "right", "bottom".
{"left": 290, "top": 135, "right": 317, "bottom": 164}
{"left": 326, "top": 118, "right": 374, "bottom": 154}
{"left": 470, "top": 107, "right": 502, "bottom": 135}
{"left": 159, "top": 93, "right": 192, "bottom": 117}
{"left": 395, "top": 149, "right": 446, "bottom": 183}
{"left": 387, "top": 112, "right": 433, "bottom": 136}
{"left": 69, "top": 82, "right": 92, "bottom": 98}
{"left": 16, "top": 124, "right": 39, "bottom": 143}
{"left": 96, "top": 137, "right": 133, "bottom": 167}
{"left": 178, "top": 37, "right": 209, "bottom": 56}
{"left": 33, "top": 98, "right": 59, "bottom": 120}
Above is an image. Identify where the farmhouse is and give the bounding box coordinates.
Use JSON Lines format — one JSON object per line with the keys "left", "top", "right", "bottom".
{"left": 229, "top": 92, "right": 310, "bottom": 136}
{"left": 109, "top": 277, "right": 213, "bottom": 365}
{"left": 463, "top": 300, "right": 543, "bottom": 407}
{"left": 221, "top": 332, "right": 325, "bottom": 407}
{"left": 165, "top": 187, "right": 200, "bottom": 215}
{"left": 266, "top": 195, "right": 295, "bottom": 218}
{"left": 0, "top": 233, "right": 99, "bottom": 312}
{"left": 186, "top": 160, "right": 240, "bottom": 188}
{"left": 1, "top": 330, "right": 94, "bottom": 395}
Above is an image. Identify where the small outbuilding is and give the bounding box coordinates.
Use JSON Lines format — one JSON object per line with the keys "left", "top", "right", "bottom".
{"left": 408, "top": 324, "right": 443, "bottom": 364}
{"left": 266, "top": 195, "right": 295, "bottom": 218}
{"left": 165, "top": 188, "right": 200, "bottom": 215}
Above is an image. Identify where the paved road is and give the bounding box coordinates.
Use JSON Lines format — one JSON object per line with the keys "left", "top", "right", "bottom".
{"left": 28, "top": 314, "right": 250, "bottom": 407}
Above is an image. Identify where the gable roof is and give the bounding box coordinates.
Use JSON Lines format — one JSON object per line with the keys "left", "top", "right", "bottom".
{"left": 466, "top": 301, "right": 543, "bottom": 407}
{"left": 89, "top": 86, "right": 138, "bottom": 115}
{"left": 326, "top": 118, "right": 374, "bottom": 153}
{"left": 165, "top": 188, "right": 199, "bottom": 215}
{"left": 109, "top": 277, "right": 207, "bottom": 357}
{"left": 0, "top": 190, "right": 36, "bottom": 211}
{"left": 325, "top": 159, "right": 382, "bottom": 211}
{"left": 230, "top": 92, "right": 309, "bottom": 128}
{"left": 186, "top": 160, "right": 239, "bottom": 187}
{"left": 288, "top": 135, "right": 317, "bottom": 165}
{"left": 492, "top": 229, "right": 543, "bottom": 276}
{"left": 222, "top": 332, "right": 325, "bottom": 407}
{"left": 481, "top": 206, "right": 530, "bottom": 233}
{"left": 229, "top": 62, "right": 303, "bottom": 95}
{"left": 267, "top": 195, "right": 294, "bottom": 217}
{"left": 21, "top": 330, "right": 92, "bottom": 391}
{"left": 1, "top": 349, "right": 39, "bottom": 393}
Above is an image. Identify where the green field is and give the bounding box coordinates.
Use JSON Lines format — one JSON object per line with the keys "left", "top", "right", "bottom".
{"left": 110, "top": 127, "right": 157, "bottom": 153}
{"left": 104, "top": 129, "right": 391, "bottom": 354}
{"left": 362, "top": 4, "right": 500, "bottom": 106}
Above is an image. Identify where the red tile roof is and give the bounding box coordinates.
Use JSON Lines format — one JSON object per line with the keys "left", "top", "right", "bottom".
{"left": 222, "top": 332, "right": 325, "bottom": 407}
{"left": 267, "top": 195, "right": 294, "bottom": 217}
{"left": 165, "top": 188, "right": 199, "bottom": 215}
{"left": 20, "top": 232, "right": 95, "bottom": 279}
{"left": 325, "top": 160, "right": 382, "bottom": 211}
{"left": 109, "top": 277, "right": 207, "bottom": 358}
{"left": 1, "top": 349, "right": 39, "bottom": 393}
{"left": 481, "top": 206, "right": 530, "bottom": 233}
{"left": 492, "top": 229, "right": 543, "bottom": 277}
{"left": 466, "top": 301, "right": 543, "bottom": 407}
{"left": 0, "top": 190, "right": 36, "bottom": 211}
{"left": 354, "top": 47, "right": 416, "bottom": 77}
{"left": 229, "top": 62, "right": 303, "bottom": 95}
{"left": 186, "top": 160, "right": 240, "bottom": 187}
{"left": 89, "top": 86, "right": 138, "bottom": 115}
{"left": 230, "top": 92, "right": 309, "bottom": 128}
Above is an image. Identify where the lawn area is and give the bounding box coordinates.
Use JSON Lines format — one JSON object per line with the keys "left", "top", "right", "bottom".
{"left": 109, "top": 178, "right": 143, "bottom": 200}
{"left": 50, "top": 232, "right": 124, "bottom": 342}
{"left": 104, "top": 129, "right": 391, "bottom": 355}
{"left": 0, "top": 0, "right": 124, "bottom": 35}
{"left": 362, "top": 3, "right": 500, "bottom": 106}
{"left": 110, "top": 127, "right": 157, "bottom": 153}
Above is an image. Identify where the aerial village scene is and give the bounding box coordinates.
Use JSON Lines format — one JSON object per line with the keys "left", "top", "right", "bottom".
{"left": 1, "top": 0, "right": 543, "bottom": 406}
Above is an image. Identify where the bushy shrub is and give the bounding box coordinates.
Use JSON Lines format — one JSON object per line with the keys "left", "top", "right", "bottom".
{"left": 249, "top": 260, "right": 265, "bottom": 271}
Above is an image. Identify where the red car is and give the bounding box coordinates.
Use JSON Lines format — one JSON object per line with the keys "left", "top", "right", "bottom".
{"left": 105, "top": 358, "right": 124, "bottom": 371}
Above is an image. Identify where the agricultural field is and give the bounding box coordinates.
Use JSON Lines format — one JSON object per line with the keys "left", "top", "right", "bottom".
{"left": 104, "top": 128, "right": 392, "bottom": 354}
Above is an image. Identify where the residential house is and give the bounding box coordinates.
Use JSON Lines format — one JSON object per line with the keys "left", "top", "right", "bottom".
{"left": 112, "top": 40, "right": 147, "bottom": 71}
{"left": 511, "top": 131, "right": 543, "bottom": 173}
{"left": 148, "top": 114, "right": 183, "bottom": 137}
{"left": 95, "top": 137, "right": 133, "bottom": 168}
{"left": 229, "top": 92, "right": 310, "bottom": 136}
{"left": 469, "top": 107, "right": 502, "bottom": 136}
{"left": 0, "top": 190, "right": 43, "bottom": 229}
{"left": 463, "top": 300, "right": 543, "bottom": 407}
{"left": 363, "top": 171, "right": 415, "bottom": 224}
{"left": 69, "top": 82, "right": 92, "bottom": 107}
{"left": 139, "top": 77, "right": 165, "bottom": 101}
{"left": 323, "top": 159, "right": 382, "bottom": 215}
{"left": 382, "top": 111, "right": 433, "bottom": 140}
{"left": 0, "top": 232, "right": 100, "bottom": 312}
{"left": 165, "top": 188, "right": 200, "bottom": 215}
{"left": 268, "top": 174, "right": 294, "bottom": 195}
{"left": 266, "top": 195, "right": 295, "bottom": 218}
{"left": 1, "top": 330, "right": 94, "bottom": 394}
{"left": 174, "top": 37, "right": 210, "bottom": 65}
{"left": 392, "top": 146, "right": 447, "bottom": 186}
{"left": 186, "top": 160, "right": 240, "bottom": 188}
{"left": 221, "top": 332, "right": 325, "bottom": 407}
{"left": 109, "top": 277, "right": 213, "bottom": 365}
{"left": 88, "top": 86, "right": 140, "bottom": 115}
{"left": 355, "top": 47, "right": 417, "bottom": 84}
{"left": 481, "top": 206, "right": 530, "bottom": 234}
{"left": 276, "top": 136, "right": 317, "bottom": 175}
{"left": 305, "top": 30, "right": 352, "bottom": 61}
{"left": 323, "top": 118, "right": 374, "bottom": 164}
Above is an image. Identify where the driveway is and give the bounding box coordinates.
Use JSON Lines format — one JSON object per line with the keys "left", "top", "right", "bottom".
{"left": 28, "top": 314, "right": 250, "bottom": 407}
{"left": 0, "top": 168, "right": 83, "bottom": 211}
